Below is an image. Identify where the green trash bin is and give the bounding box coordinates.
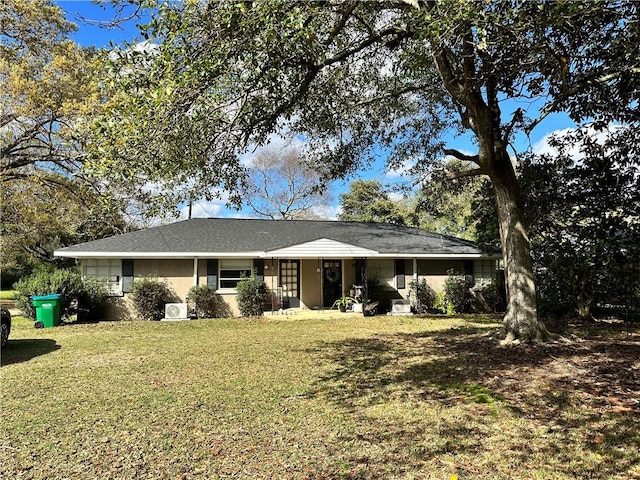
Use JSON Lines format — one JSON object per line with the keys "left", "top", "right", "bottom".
{"left": 32, "top": 294, "right": 62, "bottom": 328}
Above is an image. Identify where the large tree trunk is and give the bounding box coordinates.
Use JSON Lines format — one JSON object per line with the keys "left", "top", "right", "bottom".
{"left": 429, "top": 34, "right": 547, "bottom": 343}
{"left": 490, "top": 155, "right": 548, "bottom": 343}
{"left": 576, "top": 276, "right": 593, "bottom": 320}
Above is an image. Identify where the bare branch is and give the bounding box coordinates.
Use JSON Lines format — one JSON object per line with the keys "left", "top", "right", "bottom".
{"left": 73, "top": 3, "right": 144, "bottom": 31}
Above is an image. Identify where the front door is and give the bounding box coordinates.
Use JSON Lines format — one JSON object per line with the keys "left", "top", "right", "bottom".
{"left": 279, "top": 260, "right": 300, "bottom": 308}
{"left": 323, "top": 260, "right": 342, "bottom": 308}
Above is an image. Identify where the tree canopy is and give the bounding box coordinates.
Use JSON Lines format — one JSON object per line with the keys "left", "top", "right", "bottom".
{"left": 0, "top": 0, "right": 136, "bottom": 284}
{"left": 338, "top": 180, "right": 409, "bottom": 225}
{"left": 1, "top": 0, "right": 100, "bottom": 184}
{"left": 522, "top": 126, "right": 640, "bottom": 320}
{"left": 91, "top": 0, "right": 639, "bottom": 342}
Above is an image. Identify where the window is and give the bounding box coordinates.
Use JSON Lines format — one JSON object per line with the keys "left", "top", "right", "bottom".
{"left": 218, "top": 259, "right": 252, "bottom": 289}
{"left": 368, "top": 259, "right": 395, "bottom": 290}
{"left": 122, "top": 259, "right": 134, "bottom": 293}
{"left": 83, "top": 259, "right": 122, "bottom": 294}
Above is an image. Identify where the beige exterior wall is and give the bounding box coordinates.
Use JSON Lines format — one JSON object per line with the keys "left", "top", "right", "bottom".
{"left": 91, "top": 256, "right": 498, "bottom": 320}
{"left": 134, "top": 259, "right": 194, "bottom": 299}
{"left": 416, "top": 259, "right": 467, "bottom": 292}
{"left": 342, "top": 260, "right": 356, "bottom": 298}
{"left": 300, "top": 259, "right": 322, "bottom": 309}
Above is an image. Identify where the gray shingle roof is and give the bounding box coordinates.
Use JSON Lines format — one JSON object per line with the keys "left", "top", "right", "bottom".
{"left": 55, "top": 218, "right": 491, "bottom": 257}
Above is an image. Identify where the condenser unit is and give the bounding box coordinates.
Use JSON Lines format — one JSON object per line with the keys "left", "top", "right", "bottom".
{"left": 164, "top": 303, "right": 189, "bottom": 320}
{"left": 390, "top": 299, "right": 412, "bottom": 315}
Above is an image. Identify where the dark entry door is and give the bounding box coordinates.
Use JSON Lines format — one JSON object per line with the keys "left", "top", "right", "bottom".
{"left": 323, "top": 260, "right": 342, "bottom": 308}
{"left": 279, "top": 260, "right": 300, "bottom": 308}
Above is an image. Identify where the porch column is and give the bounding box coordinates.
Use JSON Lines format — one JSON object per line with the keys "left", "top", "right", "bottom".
{"left": 319, "top": 258, "right": 323, "bottom": 312}
{"left": 362, "top": 258, "right": 368, "bottom": 303}
{"left": 413, "top": 258, "right": 418, "bottom": 285}
{"left": 193, "top": 257, "right": 198, "bottom": 286}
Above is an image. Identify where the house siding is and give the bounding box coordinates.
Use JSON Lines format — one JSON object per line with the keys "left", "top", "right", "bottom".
{"left": 134, "top": 259, "right": 194, "bottom": 299}
{"left": 416, "top": 259, "right": 466, "bottom": 292}
{"left": 300, "top": 259, "right": 321, "bottom": 309}
{"left": 83, "top": 255, "right": 499, "bottom": 320}
{"left": 267, "top": 238, "right": 377, "bottom": 258}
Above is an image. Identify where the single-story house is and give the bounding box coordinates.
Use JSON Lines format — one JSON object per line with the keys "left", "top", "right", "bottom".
{"left": 54, "top": 218, "right": 500, "bottom": 318}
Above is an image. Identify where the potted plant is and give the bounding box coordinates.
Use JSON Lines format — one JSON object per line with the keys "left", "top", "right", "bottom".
{"left": 332, "top": 295, "right": 355, "bottom": 312}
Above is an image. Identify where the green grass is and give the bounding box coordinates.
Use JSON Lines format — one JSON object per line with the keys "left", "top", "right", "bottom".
{"left": 0, "top": 289, "right": 16, "bottom": 300}
{"left": 1, "top": 314, "right": 638, "bottom": 479}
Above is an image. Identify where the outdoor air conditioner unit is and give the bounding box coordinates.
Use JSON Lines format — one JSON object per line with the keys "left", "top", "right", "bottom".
{"left": 164, "top": 303, "right": 189, "bottom": 320}
{"left": 390, "top": 299, "right": 412, "bottom": 315}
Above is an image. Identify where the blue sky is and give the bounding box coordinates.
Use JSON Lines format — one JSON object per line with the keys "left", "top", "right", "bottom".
{"left": 54, "top": 1, "right": 574, "bottom": 221}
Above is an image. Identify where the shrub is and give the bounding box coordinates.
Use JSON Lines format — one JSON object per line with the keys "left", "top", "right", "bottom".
{"left": 535, "top": 268, "right": 579, "bottom": 318}
{"left": 409, "top": 279, "right": 436, "bottom": 314}
{"left": 129, "top": 277, "right": 176, "bottom": 321}
{"left": 187, "top": 285, "right": 231, "bottom": 318}
{"left": 444, "top": 269, "right": 474, "bottom": 314}
{"left": 14, "top": 268, "right": 108, "bottom": 320}
{"left": 475, "top": 281, "right": 505, "bottom": 313}
{"left": 236, "top": 276, "right": 268, "bottom": 317}
{"left": 433, "top": 291, "right": 448, "bottom": 314}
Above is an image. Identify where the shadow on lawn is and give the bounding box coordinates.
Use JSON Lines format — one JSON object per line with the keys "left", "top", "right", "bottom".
{"left": 1, "top": 338, "right": 60, "bottom": 365}
{"left": 307, "top": 324, "right": 640, "bottom": 478}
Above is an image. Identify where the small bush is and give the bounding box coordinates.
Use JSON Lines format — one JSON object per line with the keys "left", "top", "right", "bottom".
{"left": 130, "top": 277, "right": 176, "bottom": 321}
{"left": 433, "top": 291, "right": 448, "bottom": 314}
{"left": 409, "top": 279, "right": 436, "bottom": 314}
{"left": 475, "top": 281, "right": 505, "bottom": 313}
{"left": 236, "top": 276, "right": 268, "bottom": 317}
{"left": 187, "top": 285, "right": 231, "bottom": 318}
{"left": 14, "top": 268, "right": 108, "bottom": 320}
{"left": 444, "top": 270, "right": 474, "bottom": 314}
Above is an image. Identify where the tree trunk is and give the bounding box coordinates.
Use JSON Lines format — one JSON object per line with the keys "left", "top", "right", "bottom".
{"left": 577, "top": 276, "right": 592, "bottom": 320}
{"left": 428, "top": 35, "right": 547, "bottom": 342}
{"left": 490, "top": 160, "right": 548, "bottom": 343}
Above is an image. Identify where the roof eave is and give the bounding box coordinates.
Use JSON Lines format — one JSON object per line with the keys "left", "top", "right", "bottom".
{"left": 53, "top": 251, "right": 265, "bottom": 259}
{"left": 55, "top": 250, "right": 501, "bottom": 260}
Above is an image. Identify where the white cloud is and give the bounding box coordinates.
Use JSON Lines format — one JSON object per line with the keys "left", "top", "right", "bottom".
{"left": 532, "top": 127, "right": 578, "bottom": 157}
{"left": 384, "top": 158, "right": 416, "bottom": 178}
{"left": 309, "top": 204, "right": 342, "bottom": 220}
{"left": 388, "top": 191, "right": 405, "bottom": 202}
{"left": 239, "top": 133, "right": 310, "bottom": 167}
{"left": 532, "top": 124, "right": 622, "bottom": 158}
{"left": 179, "top": 199, "right": 226, "bottom": 219}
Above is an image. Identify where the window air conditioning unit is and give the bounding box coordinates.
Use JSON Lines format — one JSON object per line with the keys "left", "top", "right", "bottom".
{"left": 164, "top": 303, "right": 189, "bottom": 320}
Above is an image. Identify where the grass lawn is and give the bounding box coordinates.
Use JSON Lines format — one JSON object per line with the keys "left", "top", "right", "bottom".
{"left": 0, "top": 289, "right": 16, "bottom": 300}
{"left": 1, "top": 314, "right": 638, "bottom": 479}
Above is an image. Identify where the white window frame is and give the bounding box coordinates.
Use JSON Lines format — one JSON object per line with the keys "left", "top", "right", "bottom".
{"left": 83, "top": 259, "right": 122, "bottom": 295}
{"left": 218, "top": 259, "right": 253, "bottom": 292}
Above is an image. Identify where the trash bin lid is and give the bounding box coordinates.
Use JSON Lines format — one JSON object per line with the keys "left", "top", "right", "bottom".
{"left": 32, "top": 294, "right": 61, "bottom": 301}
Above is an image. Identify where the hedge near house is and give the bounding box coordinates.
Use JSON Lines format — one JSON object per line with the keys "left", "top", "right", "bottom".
{"left": 129, "top": 277, "right": 176, "bottom": 321}
{"left": 187, "top": 285, "right": 231, "bottom": 319}
{"left": 14, "top": 268, "right": 108, "bottom": 320}
{"left": 236, "top": 276, "right": 267, "bottom": 317}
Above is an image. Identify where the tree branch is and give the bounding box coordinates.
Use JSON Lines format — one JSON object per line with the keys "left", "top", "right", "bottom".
{"left": 503, "top": 108, "right": 524, "bottom": 145}
{"left": 444, "top": 167, "right": 486, "bottom": 179}
{"left": 443, "top": 148, "right": 479, "bottom": 163}
{"left": 526, "top": 66, "right": 640, "bottom": 135}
